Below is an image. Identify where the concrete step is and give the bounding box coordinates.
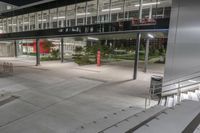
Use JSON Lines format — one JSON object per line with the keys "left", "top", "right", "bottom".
{"left": 72, "top": 106, "right": 166, "bottom": 133}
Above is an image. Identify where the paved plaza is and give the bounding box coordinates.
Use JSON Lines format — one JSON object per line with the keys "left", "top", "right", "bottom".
{"left": 0, "top": 58, "right": 164, "bottom": 133}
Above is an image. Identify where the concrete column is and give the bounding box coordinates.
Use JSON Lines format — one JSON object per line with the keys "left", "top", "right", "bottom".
{"left": 61, "top": 37, "right": 64, "bottom": 63}
{"left": 14, "top": 40, "right": 17, "bottom": 58}
{"left": 36, "top": 38, "right": 40, "bottom": 66}
{"left": 139, "top": 0, "right": 143, "bottom": 21}
{"left": 109, "top": 0, "right": 112, "bottom": 22}
{"left": 149, "top": 5, "right": 153, "bottom": 19}
{"left": 144, "top": 38, "right": 150, "bottom": 73}
{"left": 133, "top": 33, "right": 141, "bottom": 80}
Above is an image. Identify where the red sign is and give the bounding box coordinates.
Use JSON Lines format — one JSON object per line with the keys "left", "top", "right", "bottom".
{"left": 97, "top": 50, "right": 101, "bottom": 66}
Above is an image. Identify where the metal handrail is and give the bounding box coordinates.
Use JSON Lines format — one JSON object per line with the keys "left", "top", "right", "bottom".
{"left": 150, "top": 73, "right": 200, "bottom": 100}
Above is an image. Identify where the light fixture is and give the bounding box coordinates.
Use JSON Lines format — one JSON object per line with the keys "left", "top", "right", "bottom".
{"left": 148, "top": 33, "right": 154, "bottom": 38}
{"left": 135, "top": 2, "right": 161, "bottom": 7}
{"left": 38, "top": 19, "right": 47, "bottom": 22}
{"left": 188, "top": 80, "right": 197, "bottom": 83}
{"left": 102, "top": 8, "right": 122, "bottom": 12}
{"left": 47, "top": 39, "right": 61, "bottom": 42}
{"left": 77, "top": 12, "right": 91, "bottom": 16}
{"left": 53, "top": 16, "right": 66, "bottom": 20}
{"left": 23, "top": 22, "right": 29, "bottom": 24}
{"left": 88, "top": 37, "right": 99, "bottom": 41}
{"left": 0, "top": 41, "right": 12, "bottom": 44}
{"left": 8, "top": 24, "right": 17, "bottom": 26}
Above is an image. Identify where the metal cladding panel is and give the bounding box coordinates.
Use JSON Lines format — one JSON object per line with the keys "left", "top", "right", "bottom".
{"left": 164, "top": 0, "right": 200, "bottom": 89}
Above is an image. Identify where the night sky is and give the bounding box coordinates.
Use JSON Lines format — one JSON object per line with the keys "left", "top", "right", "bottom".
{"left": 0, "top": 0, "right": 44, "bottom": 6}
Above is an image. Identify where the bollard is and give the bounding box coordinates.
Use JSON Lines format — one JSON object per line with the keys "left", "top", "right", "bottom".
{"left": 9, "top": 63, "right": 13, "bottom": 73}
{"left": 145, "top": 97, "right": 147, "bottom": 110}
{"left": 3, "top": 62, "right": 6, "bottom": 73}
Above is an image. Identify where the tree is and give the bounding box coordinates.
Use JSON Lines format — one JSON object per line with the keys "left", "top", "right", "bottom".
{"left": 42, "top": 40, "right": 53, "bottom": 51}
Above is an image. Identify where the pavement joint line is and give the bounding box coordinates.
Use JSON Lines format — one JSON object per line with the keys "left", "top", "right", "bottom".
{"left": 0, "top": 95, "right": 19, "bottom": 107}
{"left": 73, "top": 67, "right": 101, "bottom": 73}
{"left": 0, "top": 80, "right": 107, "bottom": 128}
{"left": 79, "top": 76, "right": 108, "bottom": 83}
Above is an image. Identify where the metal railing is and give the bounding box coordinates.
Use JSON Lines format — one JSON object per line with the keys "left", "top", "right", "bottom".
{"left": 149, "top": 72, "right": 200, "bottom": 106}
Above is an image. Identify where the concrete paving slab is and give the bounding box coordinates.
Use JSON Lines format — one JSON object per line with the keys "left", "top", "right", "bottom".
{"left": 0, "top": 99, "right": 40, "bottom": 127}
{"left": 38, "top": 78, "right": 103, "bottom": 99}
{"left": 14, "top": 89, "right": 62, "bottom": 108}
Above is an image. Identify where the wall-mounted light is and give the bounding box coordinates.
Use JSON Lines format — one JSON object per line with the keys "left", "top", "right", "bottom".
{"left": 0, "top": 41, "right": 12, "bottom": 44}
{"left": 8, "top": 24, "right": 17, "bottom": 26}
{"left": 47, "top": 39, "right": 61, "bottom": 42}
{"left": 53, "top": 16, "right": 66, "bottom": 20}
{"left": 135, "top": 2, "right": 160, "bottom": 7}
{"left": 38, "top": 19, "right": 47, "bottom": 22}
{"left": 23, "top": 22, "right": 29, "bottom": 24}
{"left": 77, "top": 12, "right": 91, "bottom": 16}
{"left": 102, "top": 8, "right": 122, "bottom": 12}
{"left": 188, "top": 80, "right": 197, "bottom": 83}
{"left": 88, "top": 37, "right": 99, "bottom": 41}
{"left": 148, "top": 33, "right": 154, "bottom": 38}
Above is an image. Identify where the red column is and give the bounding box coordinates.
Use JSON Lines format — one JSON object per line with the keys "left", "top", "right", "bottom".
{"left": 97, "top": 49, "right": 101, "bottom": 66}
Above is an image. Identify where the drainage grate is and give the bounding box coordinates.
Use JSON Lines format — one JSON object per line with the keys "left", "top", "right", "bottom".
{"left": 0, "top": 96, "right": 19, "bottom": 107}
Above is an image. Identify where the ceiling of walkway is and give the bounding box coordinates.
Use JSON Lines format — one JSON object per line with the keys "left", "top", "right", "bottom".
{"left": 0, "top": 0, "right": 50, "bottom": 6}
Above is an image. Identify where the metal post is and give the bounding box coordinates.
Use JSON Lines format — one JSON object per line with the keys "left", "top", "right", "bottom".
{"left": 123, "top": 0, "right": 126, "bottom": 20}
{"left": 109, "top": 0, "right": 112, "bottom": 22}
{"left": 144, "top": 38, "right": 150, "bottom": 72}
{"left": 177, "top": 81, "right": 181, "bottom": 103}
{"left": 36, "top": 38, "right": 40, "bottom": 66}
{"left": 149, "top": 5, "right": 153, "bottom": 19}
{"left": 97, "top": 0, "right": 100, "bottom": 23}
{"left": 133, "top": 33, "right": 141, "bottom": 80}
{"left": 14, "top": 40, "right": 17, "bottom": 58}
{"left": 61, "top": 37, "right": 64, "bottom": 63}
{"left": 139, "top": 0, "right": 143, "bottom": 21}
{"left": 75, "top": 4, "right": 77, "bottom": 26}
{"left": 85, "top": 2, "right": 88, "bottom": 25}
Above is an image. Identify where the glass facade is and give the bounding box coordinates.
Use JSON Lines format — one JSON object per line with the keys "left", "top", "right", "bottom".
{"left": 0, "top": 0, "right": 171, "bottom": 34}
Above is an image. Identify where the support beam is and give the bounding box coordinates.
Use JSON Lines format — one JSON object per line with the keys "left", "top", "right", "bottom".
{"left": 14, "top": 40, "right": 17, "bottom": 57}
{"left": 36, "top": 38, "right": 40, "bottom": 66}
{"left": 144, "top": 38, "right": 150, "bottom": 73}
{"left": 133, "top": 33, "right": 141, "bottom": 80}
{"left": 61, "top": 37, "right": 64, "bottom": 63}
{"left": 139, "top": 0, "right": 143, "bottom": 20}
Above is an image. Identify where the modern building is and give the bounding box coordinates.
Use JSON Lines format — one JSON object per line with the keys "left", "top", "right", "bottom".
{"left": 0, "top": 0, "right": 200, "bottom": 132}
{"left": 0, "top": 0, "right": 171, "bottom": 79}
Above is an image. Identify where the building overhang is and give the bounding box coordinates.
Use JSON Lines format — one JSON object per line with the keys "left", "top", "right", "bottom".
{"left": 0, "top": 18, "right": 169, "bottom": 40}
{"left": 0, "top": 0, "right": 91, "bottom": 18}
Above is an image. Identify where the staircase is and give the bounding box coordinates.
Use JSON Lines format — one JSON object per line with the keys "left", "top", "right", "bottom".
{"left": 159, "top": 88, "right": 200, "bottom": 107}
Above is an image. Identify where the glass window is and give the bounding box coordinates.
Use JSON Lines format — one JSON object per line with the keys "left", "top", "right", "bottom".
{"left": 3, "top": 19, "right": 7, "bottom": 33}
{"left": 12, "top": 17, "right": 17, "bottom": 32}
{"left": 87, "top": 0, "right": 98, "bottom": 24}
{"left": 76, "top": 2, "right": 86, "bottom": 26}
{"left": 143, "top": 0, "right": 164, "bottom": 19}
{"left": 37, "top": 12, "right": 42, "bottom": 29}
{"left": 67, "top": 4, "right": 76, "bottom": 27}
{"left": 42, "top": 10, "right": 50, "bottom": 29}
{"left": 30, "top": 13, "right": 36, "bottom": 30}
{"left": 8, "top": 18, "right": 12, "bottom": 33}
{"left": 18, "top": 16, "right": 23, "bottom": 32}
{"left": 125, "top": 0, "right": 139, "bottom": 20}
{"left": 50, "top": 8, "right": 58, "bottom": 28}
{"left": 58, "top": 7, "right": 66, "bottom": 28}
{"left": 111, "top": 0, "right": 125, "bottom": 22}
{"left": 23, "top": 14, "right": 29, "bottom": 31}
{"left": 99, "top": 0, "right": 111, "bottom": 23}
{"left": 0, "top": 19, "right": 3, "bottom": 33}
